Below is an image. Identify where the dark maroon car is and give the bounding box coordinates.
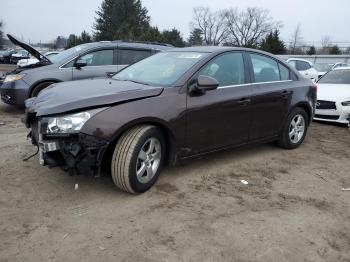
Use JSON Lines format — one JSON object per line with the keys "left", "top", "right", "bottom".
{"left": 24, "top": 47, "right": 316, "bottom": 194}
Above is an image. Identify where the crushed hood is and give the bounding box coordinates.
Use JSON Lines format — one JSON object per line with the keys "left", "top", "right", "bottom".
{"left": 7, "top": 34, "right": 51, "bottom": 64}
{"left": 25, "top": 78, "right": 164, "bottom": 116}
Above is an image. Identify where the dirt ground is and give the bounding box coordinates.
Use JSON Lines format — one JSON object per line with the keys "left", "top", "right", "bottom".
{"left": 0, "top": 100, "right": 349, "bottom": 262}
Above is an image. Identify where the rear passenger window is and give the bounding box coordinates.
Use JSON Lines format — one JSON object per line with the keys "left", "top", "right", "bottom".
{"left": 279, "top": 63, "right": 291, "bottom": 80}
{"left": 79, "top": 49, "right": 113, "bottom": 66}
{"left": 199, "top": 52, "right": 245, "bottom": 87}
{"left": 296, "top": 61, "right": 311, "bottom": 71}
{"left": 119, "top": 49, "right": 151, "bottom": 65}
{"left": 250, "top": 54, "right": 280, "bottom": 83}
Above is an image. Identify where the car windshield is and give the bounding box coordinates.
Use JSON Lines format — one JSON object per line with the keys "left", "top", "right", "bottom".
{"left": 113, "top": 51, "right": 208, "bottom": 86}
{"left": 318, "top": 69, "right": 350, "bottom": 84}
{"left": 49, "top": 44, "right": 89, "bottom": 63}
{"left": 314, "top": 63, "right": 334, "bottom": 72}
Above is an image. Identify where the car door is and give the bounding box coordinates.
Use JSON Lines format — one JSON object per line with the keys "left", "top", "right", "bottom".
{"left": 185, "top": 52, "right": 252, "bottom": 155}
{"left": 248, "top": 53, "right": 293, "bottom": 140}
{"left": 72, "top": 49, "right": 118, "bottom": 80}
{"left": 117, "top": 48, "right": 152, "bottom": 71}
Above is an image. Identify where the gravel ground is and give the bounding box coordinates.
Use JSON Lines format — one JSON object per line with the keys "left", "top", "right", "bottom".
{"left": 0, "top": 101, "right": 349, "bottom": 262}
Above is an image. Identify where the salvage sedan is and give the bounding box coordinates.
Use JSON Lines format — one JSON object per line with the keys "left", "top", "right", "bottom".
{"left": 24, "top": 47, "right": 316, "bottom": 194}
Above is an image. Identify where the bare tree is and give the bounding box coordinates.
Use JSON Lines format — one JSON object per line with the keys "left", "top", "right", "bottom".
{"left": 191, "top": 7, "right": 228, "bottom": 46}
{"left": 320, "top": 36, "right": 332, "bottom": 54}
{"left": 224, "top": 7, "right": 278, "bottom": 47}
{"left": 289, "top": 24, "right": 303, "bottom": 54}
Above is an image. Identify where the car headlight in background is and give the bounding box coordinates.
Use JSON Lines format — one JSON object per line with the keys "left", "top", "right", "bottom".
{"left": 341, "top": 101, "right": 350, "bottom": 106}
{"left": 46, "top": 108, "right": 107, "bottom": 134}
{"left": 4, "top": 74, "right": 26, "bottom": 83}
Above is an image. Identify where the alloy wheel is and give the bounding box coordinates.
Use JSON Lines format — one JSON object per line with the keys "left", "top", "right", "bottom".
{"left": 136, "top": 137, "right": 162, "bottom": 184}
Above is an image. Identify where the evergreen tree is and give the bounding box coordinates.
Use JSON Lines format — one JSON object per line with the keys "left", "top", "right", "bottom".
{"left": 94, "top": 0, "right": 150, "bottom": 41}
{"left": 139, "top": 26, "right": 165, "bottom": 43}
{"left": 329, "top": 45, "right": 341, "bottom": 55}
{"left": 307, "top": 46, "right": 316, "bottom": 55}
{"left": 0, "top": 21, "right": 3, "bottom": 50}
{"left": 188, "top": 28, "right": 203, "bottom": 46}
{"left": 66, "top": 34, "right": 78, "bottom": 49}
{"left": 162, "top": 28, "right": 185, "bottom": 47}
{"left": 260, "top": 29, "right": 286, "bottom": 54}
{"left": 80, "top": 31, "right": 92, "bottom": 44}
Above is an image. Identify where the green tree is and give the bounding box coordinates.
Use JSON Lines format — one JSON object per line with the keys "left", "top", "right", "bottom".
{"left": 259, "top": 29, "right": 286, "bottom": 54}
{"left": 80, "top": 30, "right": 92, "bottom": 44}
{"left": 139, "top": 26, "right": 165, "bottom": 43}
{"left": 162, "top": 28, "right": 185, "bottom": 47}
{"left": 0, "top": 21, "right": 3, "bottom": 50}
{"left": 307, "top": 46, "right": 316, "bottom": 55}
{"left": 94, "top": 0, "right": 150, "bottom": 41}
{"left": 188, "top": 28, "right": 203, "bottom": 46}
{"left": 329, "top": 45, "right": 341, "bottom": 55}
{"left": 66, "top": 34, "right": 78, "bottom": 49}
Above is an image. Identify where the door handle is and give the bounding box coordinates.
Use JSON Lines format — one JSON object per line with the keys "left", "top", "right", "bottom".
{"left": 238, "top": 98, "right": 251, "bottom": 106}
{"left": 281, "top": 90, "right": 292, "bottom": 98}
{"left": 106, "top": 72, "right": 116, "bottom": 78}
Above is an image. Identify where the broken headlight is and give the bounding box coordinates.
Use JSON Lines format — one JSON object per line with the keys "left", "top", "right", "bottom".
{"left": 46, "top": 108, "right": 106, "bottom": 134}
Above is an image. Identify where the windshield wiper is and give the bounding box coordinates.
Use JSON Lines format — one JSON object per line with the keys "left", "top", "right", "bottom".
{"left": 114, "top": 78, "right": 150, "bottom": 86}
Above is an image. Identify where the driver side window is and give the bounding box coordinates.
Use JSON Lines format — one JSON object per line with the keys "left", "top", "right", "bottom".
{"left": 79, "top": 49, "right": 113, "bottom": 66}
{"left": 198, "top": 53, "right": 245, "bottom": 87}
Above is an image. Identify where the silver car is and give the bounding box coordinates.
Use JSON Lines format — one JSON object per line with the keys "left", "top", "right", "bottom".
{"left": 0, "top": 34, "right": 172, "bottom": 106}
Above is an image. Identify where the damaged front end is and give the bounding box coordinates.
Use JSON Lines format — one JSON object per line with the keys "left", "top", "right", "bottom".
{"left": 25, "top": 107, "right": 109, "bottom": 177}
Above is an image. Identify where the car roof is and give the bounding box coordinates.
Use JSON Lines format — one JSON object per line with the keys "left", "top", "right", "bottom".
{"left": 334, "top": 67, "right": 350, "bottom": 70}
{"left": 287, "top": 58, "right": 312, "bottom": 64}
{"left": 79, "top": 41, "right": 173, "bottom": 51}
{"left": 166, "top": 46, "right": 283, "bottom": 56}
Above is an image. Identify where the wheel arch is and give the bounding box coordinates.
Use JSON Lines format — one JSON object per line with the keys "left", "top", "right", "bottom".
{"left": 29, "top": 79, "right": 62, "bottom": 97}
{"left": 102, "top": 118, "right": 178, "bottom": 171}
{"left": 292, "top": 102, "right": 313, "bottom": 125}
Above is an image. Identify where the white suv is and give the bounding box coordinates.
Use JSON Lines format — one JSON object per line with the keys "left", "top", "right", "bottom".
{"left": 287, "top": 58, "right": 318, "bottom": 81}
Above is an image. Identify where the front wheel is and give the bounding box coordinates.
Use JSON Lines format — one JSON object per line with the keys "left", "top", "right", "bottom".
{"left": 278, "top": 107, "right": 309, "bottom": 149}
{"left": 111, "top": 125, "right": 165, "bottom": 194}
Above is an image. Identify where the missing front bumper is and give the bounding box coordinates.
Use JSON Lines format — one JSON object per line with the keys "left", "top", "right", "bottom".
{"left": 35, "top": 132, "right": 109, "bottom": 177}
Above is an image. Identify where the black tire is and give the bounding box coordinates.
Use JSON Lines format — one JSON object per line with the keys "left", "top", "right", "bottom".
{"left": 111, "top": 125, "right": 165, "bottom": 194}
{"left": 31, "top": 82, "right": 56, "bottom": 97}
{"left": 278, "top": 107, "right": 309, "bottom": 149}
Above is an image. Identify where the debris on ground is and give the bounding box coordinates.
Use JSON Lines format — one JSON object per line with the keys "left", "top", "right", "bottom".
{"left": 240, "top": 180, "right": 249, "bottom": 185}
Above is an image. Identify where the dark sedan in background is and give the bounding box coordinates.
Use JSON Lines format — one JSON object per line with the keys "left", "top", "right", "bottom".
{"left": 24, "top": 47, "right": 316, "bottom": 194}
{"left": 0, "top": 34, "right": 172, "bottom": 106}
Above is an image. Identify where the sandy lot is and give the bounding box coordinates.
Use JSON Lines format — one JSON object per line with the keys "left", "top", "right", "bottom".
{"left": 0, "top": 100, "right": 349, "bottom": 262}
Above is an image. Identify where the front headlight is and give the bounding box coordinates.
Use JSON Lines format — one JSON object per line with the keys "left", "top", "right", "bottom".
{"left": 341, "top": 101, "right": 350, "bottom": 106}
{"left": 46, "top": 108, "right": 107, "bottom": 134}
{"left": 4, "top": 74, "right": 26, "bottom": 83}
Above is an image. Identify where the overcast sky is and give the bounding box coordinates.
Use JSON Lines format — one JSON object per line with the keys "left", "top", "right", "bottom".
{"left": 1, "top": 0, "right": 349, "bottom": 46}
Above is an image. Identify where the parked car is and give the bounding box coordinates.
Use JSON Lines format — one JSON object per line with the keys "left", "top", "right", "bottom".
{"left": 24, "top": 47, "right": 316, "bottom": 194}
{"left": 314, "top": 67, "right": 350, "bottom": 124}
{"left": 0, "top": 50, "right": 16, "bottom": 64}
{"left": 1, "top": 34, "right": 172, "bottom": 106}
{"left": 0, "top": 51, "right": 6, "bottom": 63}
{"left": 287, "top": 58, "right": 318, "bottom": 80}
{"left": 17, "top": 51, "right": 61, "bottom": 68}
{"left": 10, "top": 50, "right": 30, "bottom": 64}
{"left": 314, "top": 62, "right": 349, "bottom": 79}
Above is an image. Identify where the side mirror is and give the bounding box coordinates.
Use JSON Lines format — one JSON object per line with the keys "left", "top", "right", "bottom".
{"left": 196, "top": 75, "right": 219, "bottom": 92}
{"left": 74, "top": 59, "right": 87, "bottom": 69}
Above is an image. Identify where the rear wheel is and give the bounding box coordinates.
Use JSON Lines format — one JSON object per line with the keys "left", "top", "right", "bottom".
{"left": 278, "top": 107, "right": 309, "bottom": 149}
{"left": 111, "top": 125, "right": 165, "bottom": 194}
{"left": 31, "top": 82, "right": 56, "bottom": 97}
